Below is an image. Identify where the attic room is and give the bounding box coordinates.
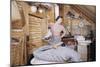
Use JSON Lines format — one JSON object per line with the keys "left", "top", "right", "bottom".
{"left": 11, "top": 0, "right": 96, "bottom": 66}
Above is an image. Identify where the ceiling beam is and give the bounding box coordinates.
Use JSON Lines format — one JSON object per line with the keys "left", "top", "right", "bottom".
{"left": 71, "top": 5, "right": 96, "bottom": 23}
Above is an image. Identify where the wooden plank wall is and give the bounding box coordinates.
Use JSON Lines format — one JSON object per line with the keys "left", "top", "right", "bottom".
{"left": 28, "top": 4, "right": 55, "bottom": 54}
{"left": 28, "top": 16, "right": 44, "bottom": 54}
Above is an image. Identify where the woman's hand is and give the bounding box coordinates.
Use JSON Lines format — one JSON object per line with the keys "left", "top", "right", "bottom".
{"left": 52, "top": 45, "right": 59, "bottom": 49}
{"left": 52, "top": 42, "right": 63, "bottom": 49}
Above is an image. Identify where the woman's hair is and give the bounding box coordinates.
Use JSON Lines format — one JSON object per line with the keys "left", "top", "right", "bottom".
{"left": 56, "top": 16, "right": 63, "bottom": 21}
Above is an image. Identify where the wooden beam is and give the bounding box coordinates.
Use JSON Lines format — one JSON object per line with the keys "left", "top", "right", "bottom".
{"left": 71, "top": 5, "right": 96, "bottom": 23}
{"left": 29, "top": 13, "right": 43, "bottom": 19}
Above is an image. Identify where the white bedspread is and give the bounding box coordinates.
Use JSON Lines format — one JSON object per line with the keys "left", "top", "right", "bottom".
{"left": 31, "top": 58, "right": 58, "bottom": 64}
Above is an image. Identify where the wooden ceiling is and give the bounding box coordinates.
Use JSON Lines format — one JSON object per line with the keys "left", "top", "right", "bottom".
{"left": 71, "top": 5, "right": 96, "bottom": 23}
{"left": 17, "top": 1, "right": 96, "bottom": 23}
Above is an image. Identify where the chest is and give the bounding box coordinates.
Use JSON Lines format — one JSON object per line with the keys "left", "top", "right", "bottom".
{"left": 51, "top": 25, "right": 62, "bottom": 32}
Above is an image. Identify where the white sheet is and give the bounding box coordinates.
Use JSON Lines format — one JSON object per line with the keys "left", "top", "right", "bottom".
{"left": 30, "top": 58, "right": 58, "bottom": 64}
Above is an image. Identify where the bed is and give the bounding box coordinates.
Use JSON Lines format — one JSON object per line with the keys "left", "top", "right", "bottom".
{"left": 30, "top": 38, "right": 81, "bottom": 64}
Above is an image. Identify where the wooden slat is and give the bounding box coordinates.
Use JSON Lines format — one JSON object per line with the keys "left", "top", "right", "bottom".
{"left": 28, "top": 16, "right": 43, "bottom": 54}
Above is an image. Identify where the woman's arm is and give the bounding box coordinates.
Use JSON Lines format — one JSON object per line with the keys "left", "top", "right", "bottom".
{"left": 42, "top": 29, "right": 52, "bottom": 40}
{"left": 52, "top": 42, "right": 63, "bottom": 49}
{"left": 61, "top": 26, "right": 66, "bottom": 38}
{"left": 42, "top": 23, "right": 54, "bottom": 40}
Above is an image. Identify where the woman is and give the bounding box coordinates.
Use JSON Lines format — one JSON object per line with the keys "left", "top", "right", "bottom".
{"left": 42, "top": 16, "right": 66, "bottom": 48}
